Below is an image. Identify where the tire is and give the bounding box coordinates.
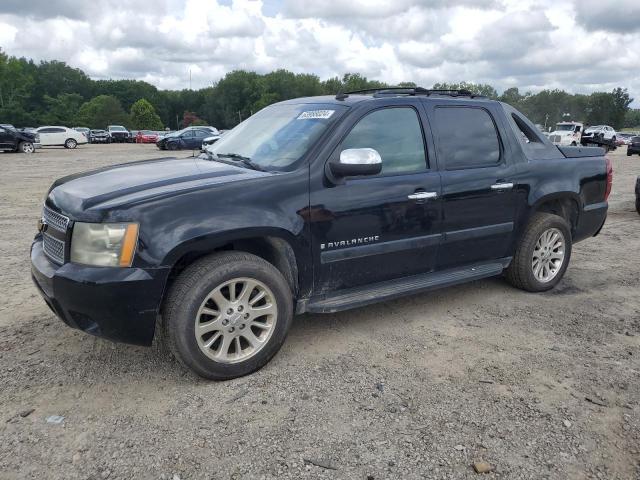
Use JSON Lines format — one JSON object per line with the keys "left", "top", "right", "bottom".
{"left": 167, "top": 142, "right": 179, "bottom": 151}
{"left": 64, "top": 138, "right": 77, "bottom": 149}
{"left": 163, "top": 251, "right": 293, "bottom": 380}
{"left": 505, "top": 212, "right": 572, "bottom": 292}
{"left": 18, "top": 141, "right": 34, "bottom": 153}
{"left": 571, "top": 141, "right": 576, "bottom": 146}
{"left": 628, "top": 150, "right": 632, "bottom": 157}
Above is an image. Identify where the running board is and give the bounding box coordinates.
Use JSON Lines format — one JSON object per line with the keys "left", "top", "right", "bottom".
{"left": 298, "top": 259, "right": 511, "bottom": 314}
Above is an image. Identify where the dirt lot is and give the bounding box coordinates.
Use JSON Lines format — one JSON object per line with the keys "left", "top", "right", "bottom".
{"left": 0, "top": 143, "right": 638, "bottom": 480}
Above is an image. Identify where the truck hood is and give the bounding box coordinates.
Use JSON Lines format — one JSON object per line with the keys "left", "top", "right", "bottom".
{"left": 47, "top": 156, "right": 272, "bottom": 219}
{"left": 550, "top": 130, "right": 573, "bottom": 136}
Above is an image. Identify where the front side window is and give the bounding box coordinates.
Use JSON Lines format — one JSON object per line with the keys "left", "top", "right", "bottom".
{"left": 434, "top": 107, "right": 501, "bottom": 170}
{"left": 340, "top": 107, "right": 427, "bottom": 175}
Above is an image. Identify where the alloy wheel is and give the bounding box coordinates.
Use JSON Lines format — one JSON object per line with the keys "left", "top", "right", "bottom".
{"left": 532, "top": 227, "right": 565, "bottom": 283}
{"left": 194, "top": 277, "right": 277, "bottom": 364}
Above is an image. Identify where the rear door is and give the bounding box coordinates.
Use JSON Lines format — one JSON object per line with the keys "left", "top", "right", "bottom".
{"left": 427, "top": 103, "right": 517, "bottom": 270}
{"left": 54, "top": 127, "right": 68, "bottom": 145}
{"left": 309, "top": 101, "right": 442, "bottom": 293}
{"left": 193, "top": 129, "right": 210, "bottom": 148}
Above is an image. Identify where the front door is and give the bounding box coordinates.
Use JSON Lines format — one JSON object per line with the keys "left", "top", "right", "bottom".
{"left": 0, "top": 127, "right": 14, "bottom": 149}
{"left": 309, "top": 104, "right": 442, "bottom": 294}
{"left": 428, "top": 104, "right": 517, "bottom": 270}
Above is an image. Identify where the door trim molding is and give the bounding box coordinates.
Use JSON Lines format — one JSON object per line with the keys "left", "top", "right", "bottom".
{"left": 320, "top": 233, "right": 441, "bottom": 264}
{"left": 319, "top": 222, "right": 514, "bottom": 264}
{"left": 443, "top": 221, "right": 513, "bottom": 243}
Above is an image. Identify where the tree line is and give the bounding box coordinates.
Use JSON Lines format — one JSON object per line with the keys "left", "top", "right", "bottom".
{"left": 0, "top": 48, "right": 637, "bottom": 131}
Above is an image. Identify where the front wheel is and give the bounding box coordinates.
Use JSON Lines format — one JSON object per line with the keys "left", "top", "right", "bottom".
{"left": 18, "top": 141, "right": 35, "bottom": 153}
{"left": 163, "top": 252, "right": 293, "bottom": 380}
{"left": 167, "top": 142, "right": 179, "bottom": 151}
{"left": 64, "top": 138, "right": 77, "bottom": 149}
{"left": 505, "top": 213, "right": 572, "bottom": 292}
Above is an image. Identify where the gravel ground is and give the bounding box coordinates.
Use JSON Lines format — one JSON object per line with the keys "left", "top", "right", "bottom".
{"left": 0, "top": 143, "right": 638, "bottom": 480}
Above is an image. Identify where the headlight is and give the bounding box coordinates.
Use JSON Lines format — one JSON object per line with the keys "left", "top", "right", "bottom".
{"left": 70, "top": 223, "right": 139, "bottom": 267}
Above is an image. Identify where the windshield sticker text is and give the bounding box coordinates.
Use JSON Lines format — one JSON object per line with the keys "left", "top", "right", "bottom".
{"left": 297, "top": 110, "right": 335, "bottom": 120}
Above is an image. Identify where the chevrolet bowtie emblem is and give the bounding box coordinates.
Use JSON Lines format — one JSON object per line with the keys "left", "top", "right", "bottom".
{"left": 37, "top": 217, "right": 48, "bottom": 233}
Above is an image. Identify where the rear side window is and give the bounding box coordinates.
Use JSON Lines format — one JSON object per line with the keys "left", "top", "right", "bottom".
{"left": 434, "top": 107, "right": 500, "bottom": 170}
{"left": 341, "top": 107, "right": 427, "bottom": 175}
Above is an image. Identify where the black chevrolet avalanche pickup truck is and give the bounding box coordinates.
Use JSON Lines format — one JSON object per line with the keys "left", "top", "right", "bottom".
{"left": 31, "top": 88, "right": 611, "bottom": 380}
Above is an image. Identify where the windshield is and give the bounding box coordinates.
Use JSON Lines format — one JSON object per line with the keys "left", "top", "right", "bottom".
{"left": 207, "top": 103, "right": 346, "bottom": 170}
{"left": 109, "top": 126, "right": 126, "bottom": 131}
{"left": 555, "top": 124, "right": 575, "bottom": 131}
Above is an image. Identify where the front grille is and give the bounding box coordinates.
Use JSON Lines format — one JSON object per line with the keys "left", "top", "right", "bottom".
{"left": 43, "top": 234, "right": 65, "bottom": 264}
{"left": 550, "top": 135, "right": 561, "bottom": 143}
{"left": 42, "top": 205, "right": 69, "bottom": 264}
{"left": 43, "top": 206, "right": 69, "bottom": 233}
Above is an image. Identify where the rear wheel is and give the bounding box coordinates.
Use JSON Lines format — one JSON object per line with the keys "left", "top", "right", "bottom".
{"left": 64, "top": 138, "right": 77, "bottom": 149}
{"left": 163, "top": 252, "right": 293, "bottom": 380}
{"left": 505, "top": 213, "right": 572, "bottom": 292}
{"left": 18, "top": 141, "right": 34, "bottom": 153}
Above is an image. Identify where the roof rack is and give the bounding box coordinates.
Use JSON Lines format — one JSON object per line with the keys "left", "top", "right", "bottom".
{"left": 335, "top": 87, "right": 482, "bottom": 101}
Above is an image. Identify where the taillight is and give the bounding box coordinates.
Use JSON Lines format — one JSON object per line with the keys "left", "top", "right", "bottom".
{"left": 604, "top": 156, "right": 613, "bottom": 201}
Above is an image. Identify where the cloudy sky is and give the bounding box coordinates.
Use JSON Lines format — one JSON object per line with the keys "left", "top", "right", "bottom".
{"left": 0, "top": 0, "right": 639, "bottom": 102}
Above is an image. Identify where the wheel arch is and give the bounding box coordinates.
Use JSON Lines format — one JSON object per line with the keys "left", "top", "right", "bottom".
{"left": 529, "top": 192, "right": 581, "bottom": 237}
{"left": 161, "top": 229, "right": 303, "bottom": 309}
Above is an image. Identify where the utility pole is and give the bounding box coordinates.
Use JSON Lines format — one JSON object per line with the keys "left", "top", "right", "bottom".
{"left": 238, "top": 111, "right": 242, "bottom": 123}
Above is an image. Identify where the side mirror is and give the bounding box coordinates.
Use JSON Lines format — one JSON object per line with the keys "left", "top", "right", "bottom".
{"left": 330, "top": 148, "right": 382, "bottom": 177}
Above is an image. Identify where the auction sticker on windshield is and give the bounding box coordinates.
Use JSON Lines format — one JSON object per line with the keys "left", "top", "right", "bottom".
{"left": 297, "top": 110, "right": 335, "bottom": 120}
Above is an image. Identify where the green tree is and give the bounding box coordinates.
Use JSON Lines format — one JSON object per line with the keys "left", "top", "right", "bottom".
{"left": 0, "top": 49, "right": 34, "bottom": 116}
{"left": 76, "top": 95, "right": 129, "bottom": 129}
{"left": 624, "top": 109, "right": 640, "bottom": 129}
{"left": 129, "top": 98, "right": 164, "bottom": 130}
{"left": 40, "top": 93, "right": 83, "bottom": 126}
{"left": 432, "top": 82, "right": 498, "bottom": 99}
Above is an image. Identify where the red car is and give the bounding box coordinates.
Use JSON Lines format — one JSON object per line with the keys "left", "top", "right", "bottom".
{"left": 136, "top": 130, "right": 159, "bottom": 143}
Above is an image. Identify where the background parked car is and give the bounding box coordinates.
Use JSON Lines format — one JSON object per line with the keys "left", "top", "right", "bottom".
{"left": 0, "top": 124, "right": 39, "bottom": 153}
{"left": 581, "top": 125, "right": 616, "bottom": 145}
{"left": 73, "top": 127, "right": 91, "bottom": 143}
{"left": 90, "top": 129, "right": 111, "bottom": 143}
{"left": 36, "top": 126, "right": 87, "bottom": 149}
{"left": 627, "top": 136, "right": 640, "bottom": 156}
{"left": 107, "top": 125, "right": 130, "bottom": 143}
{"left": 156, "top": 127, "right": 213, "bottom": 150}
{"left": 136, "top": 130, "right": 159, "bottom": 143}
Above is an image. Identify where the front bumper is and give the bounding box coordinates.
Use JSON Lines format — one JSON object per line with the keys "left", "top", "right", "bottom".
{"left": 31, "top": 237, "right": 170, "bottom": 346}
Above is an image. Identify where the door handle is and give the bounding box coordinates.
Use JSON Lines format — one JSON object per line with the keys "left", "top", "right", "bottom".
{"left": 408, "top": 191, "right": 438, "bottom": 201}
{"left": 490, "top": 182, "right": 514, "bottom": 191}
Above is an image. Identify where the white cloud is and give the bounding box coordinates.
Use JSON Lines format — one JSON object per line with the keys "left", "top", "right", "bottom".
{"left": 0, "top": 0, "right": 638, "bottom": 105}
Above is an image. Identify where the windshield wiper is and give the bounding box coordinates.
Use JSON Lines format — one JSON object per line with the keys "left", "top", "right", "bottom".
{"left": 215, "top": 152, "right": 264, "bottom": 171}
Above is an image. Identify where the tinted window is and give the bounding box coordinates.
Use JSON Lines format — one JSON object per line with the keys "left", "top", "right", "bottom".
{"left": 53, "top": 128, "right": 65, "bottom": 133}
{"left": 341, "top": 107, "right": 427, "bottom": 175}
{"left": 434, "top": 107, "right": 500, "bottom": 170}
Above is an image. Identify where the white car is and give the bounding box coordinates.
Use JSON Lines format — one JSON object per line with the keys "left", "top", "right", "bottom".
{"left": 36, "top": 126, "right": 88, "bottom": 149}
{"left": 581, "top": 125, "right": 616, "bottom": 145}
{"left": 548, "top": 122, "right": 583, "bottom": 146}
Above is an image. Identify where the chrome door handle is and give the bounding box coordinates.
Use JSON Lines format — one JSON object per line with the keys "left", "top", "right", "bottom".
{"left": 408, "top": 191, "right": 438, "bottom": 200}
{"left": 491, "top": 182, "right": 514, "bottom": 190}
